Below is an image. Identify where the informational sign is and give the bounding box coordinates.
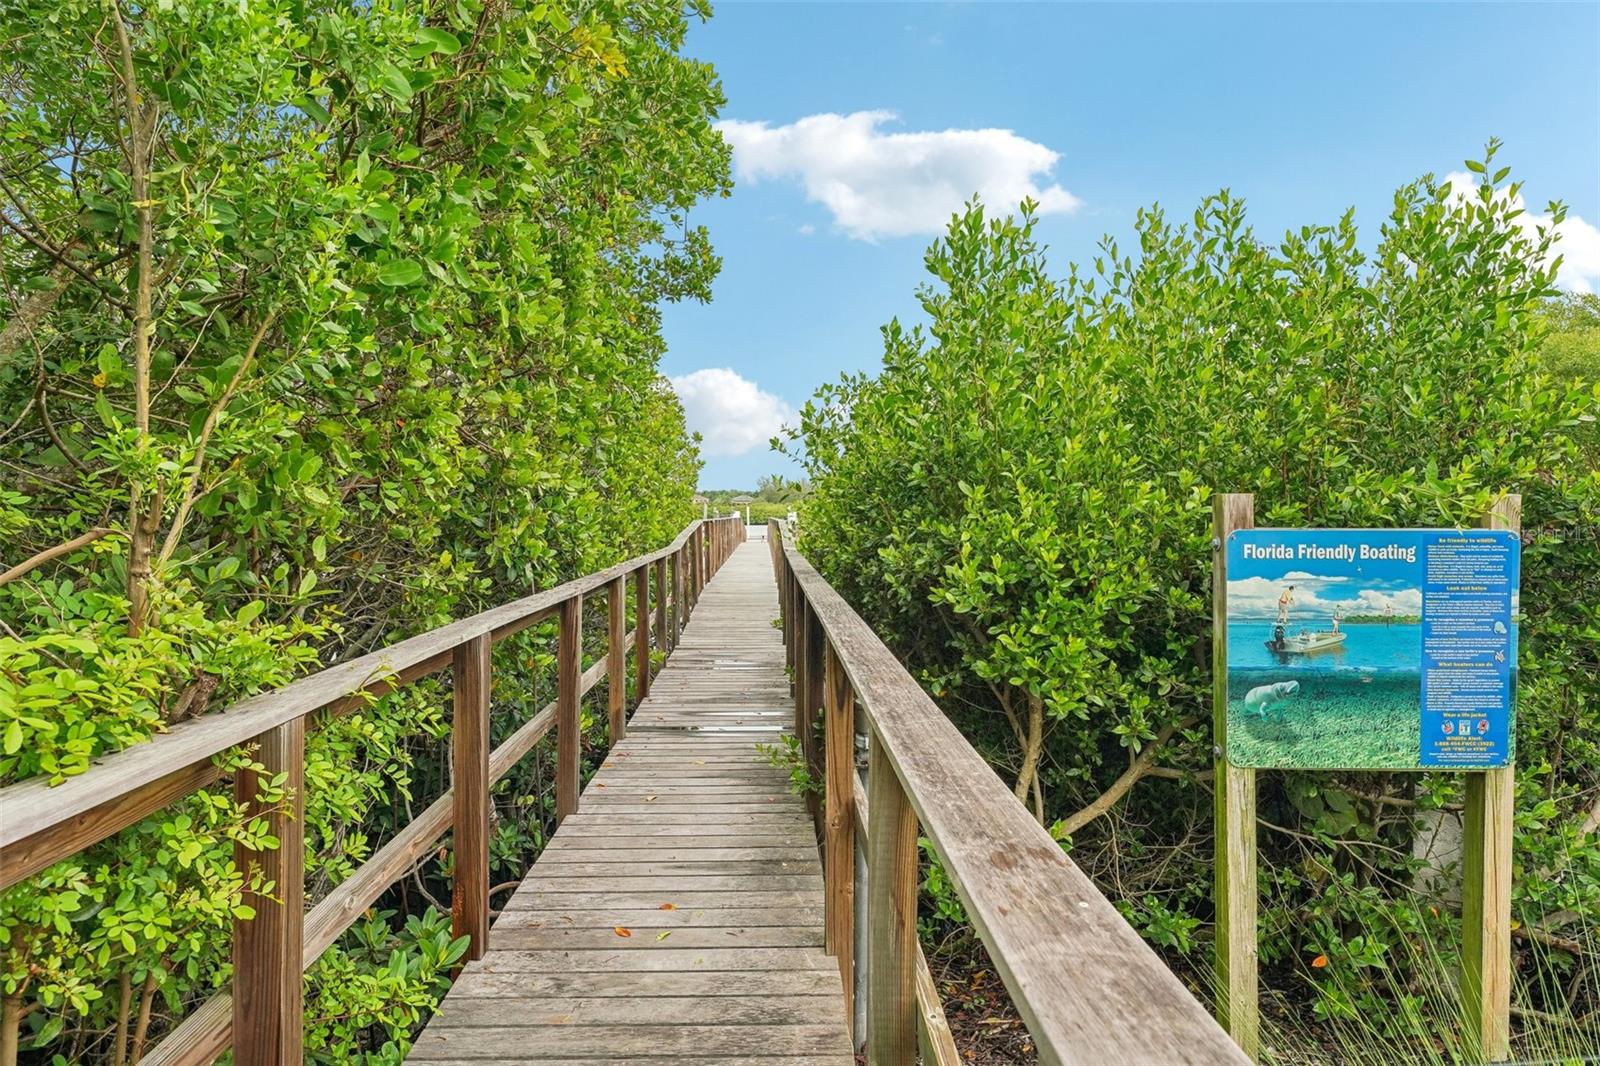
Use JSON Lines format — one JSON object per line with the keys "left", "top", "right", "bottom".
{"left": 1224, "top": 529, "right": 1519, "bottom": 770}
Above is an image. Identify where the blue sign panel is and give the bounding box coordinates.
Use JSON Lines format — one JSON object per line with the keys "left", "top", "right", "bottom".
{"left": 1224, "top": 529, "right": 1519, "bottom": 770}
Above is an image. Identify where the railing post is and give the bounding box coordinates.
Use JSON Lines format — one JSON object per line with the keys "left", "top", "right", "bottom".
{"left": 866, "top": 731, "right": 917, "bottom": 1066}
{"left": 672, "top": 548, "right": 685, "bottom": 639}
{"left": 781, "top": 570, "right": 794, "bottom": 678}
{"left": 557, "top": 595, "right": 583, "bottom": 824}
{"left": 633, "top": 565, "right": 651, "bottom": 703}
{"left": 697, "top": 527, "right": 704, "bottom": 600}
{"left": 607, "top": 575, "right": 626, "bottom": 745}
{"left": 793, "top": 598, "right": 810, "bottom": 740}
{"left": 803, "top": 610, "right": 826, "bottom": 818}
{"left": 450, "top": 633, "right": 491, "bottom": 962}
{"left": 778, "top": 557, "right": 790, "bottom": 658}
{"left": 233, "top": 718, "right": 305, "bottom": 1066}
{"left": 687, "top": 532, "right": 694, "bottom": 604}
{"left": 655, "top": 557, "right": 669, "bottom": 656}
{"left": 1212, "top": 493, "right": 1259, "bottom": 1060}
{"left": 1463, "top": 494, "right": 1519, "bottom": 1062}
{"left": 823, "top": 642, "right": 856, "bottom": 1034}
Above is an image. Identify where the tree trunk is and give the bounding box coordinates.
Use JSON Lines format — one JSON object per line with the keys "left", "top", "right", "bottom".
{"left": 128, "top": 972, "right": 158, "bottom": 1065}
{"left": 1014, "top": 692, "right": 1044, "bottom": 823}
{"left": 1057, "top": 716, "right": 1199, "bottom": 838}
{"left": 110, "top": 0, "right": 159, "bottom": 637}
{"left": 125, "top": 498, "right": 161, "bottom": 635}
{"left": 113, "top": 971, "right": 133, "bottom": 1066}
{"left": 1, "top": 995, "right": 22, "bottom": 1066}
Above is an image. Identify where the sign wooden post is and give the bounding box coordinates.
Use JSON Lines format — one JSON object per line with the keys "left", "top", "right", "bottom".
{"left": 1462, "top": 494, "right": 1518, "bottom": 1062}
{"left": 1213, "top": 493, "right": 1520, "bottom": 1064}
{"left": 1212, "top": 493, "right": 1259, "bottom": 1060}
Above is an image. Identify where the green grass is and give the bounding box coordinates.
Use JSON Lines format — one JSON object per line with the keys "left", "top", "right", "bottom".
{"left": 1238, "top": 875, "right": 1600, "bottom": 1065}
{"left": 1227, "top": 673, "right": 1423, "bottom": 770}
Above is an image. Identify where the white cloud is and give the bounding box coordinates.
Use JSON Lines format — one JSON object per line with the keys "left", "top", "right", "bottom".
{"left": 716, "top": 110, "right": 1082, "bottom": 241}
{"left": 1443, "top": 171, "right": 1600, "bottom": 294}
{"left": 669, "top": 368, "right": 794, "bottom": 458}
{"left": 1227, "top": 576, "right": 1422, "bottom": 620}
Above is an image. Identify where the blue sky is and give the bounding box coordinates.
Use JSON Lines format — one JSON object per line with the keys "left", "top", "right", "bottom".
{"left": 1227, "top": 530, "right": 1430, "bottom": 621}
{"left": 661, "top": 2, "right": 1600, "bottom": 489}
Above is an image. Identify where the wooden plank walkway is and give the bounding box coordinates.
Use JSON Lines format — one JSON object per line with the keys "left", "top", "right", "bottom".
{"left": 408, "top": 542, "right": 854, "bottom": 1064}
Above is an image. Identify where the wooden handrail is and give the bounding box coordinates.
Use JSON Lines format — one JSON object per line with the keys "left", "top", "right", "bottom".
{"left": 0, "top": 514, "right": 747, "bottom": 1065}
{"left": 0, "top": 518, "right": 725, "bottom": 887}
{"left": 769, "top": 521, "right": 1248, "bottom": 1066}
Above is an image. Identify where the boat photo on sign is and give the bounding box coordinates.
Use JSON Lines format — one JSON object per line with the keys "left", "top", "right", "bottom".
{"left": 1224, "top": 528, "right": 1520, "bottom": 770}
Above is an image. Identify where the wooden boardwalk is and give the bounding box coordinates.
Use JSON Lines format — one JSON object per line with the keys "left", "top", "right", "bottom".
{"left": 408, "top": 542, "right": 854, "bottom": 1063}
{"left": 9, "top": 515, "right": 1250, "bottom": 1066}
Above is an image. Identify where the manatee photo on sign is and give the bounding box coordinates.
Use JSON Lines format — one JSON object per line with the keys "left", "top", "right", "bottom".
{"left": 1224, "top": 529, "right": 1520, "bottom": 770}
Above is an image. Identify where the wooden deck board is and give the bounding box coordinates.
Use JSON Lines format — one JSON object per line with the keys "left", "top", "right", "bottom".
{"left": 409, "top": 543, "right": 852, "bottom": 1063}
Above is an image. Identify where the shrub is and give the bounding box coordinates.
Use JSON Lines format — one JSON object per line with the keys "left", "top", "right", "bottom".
{"left": 784, "top": 145, "right": 1600, "bottom": 1050}
{"left": 0, "top": 0, "right": 725, "bottom": 1060}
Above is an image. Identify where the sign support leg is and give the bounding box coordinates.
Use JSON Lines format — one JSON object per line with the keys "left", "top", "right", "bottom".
{"left": 1462, "top": 493, "right": 1519, "bottom": 1062}
{"left": 1212, "top": 493, "right": 1259, "bottom": 1061}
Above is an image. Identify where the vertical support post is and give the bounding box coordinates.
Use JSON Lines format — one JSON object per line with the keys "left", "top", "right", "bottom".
{"left": 853, "top": 824, "right": 869, "bottom": 1051}
{"left": 672, "top": 548, "right": 685, "bottom": 639}
{"left": 655, "top": 557, "right": 669, "bottom": 657}
{"left": 866, "top": 731, "right": 917, "bottom": 1066}
{"left": 450, "top": 633, "right": 491, "bottom": 961}
{"left": 1212, "top": 492, "right": 1259, "bottom": 1060}
{"left": 803, "top": 607, "right": 826, "bottom": 829}
{"left": 688, "top": 529, "right": 700, "bottom": 608}
{"left": 793, "top": 598, "right": 809, "bottom": 739}
{"left": 823, "top": 643, "right": 856, "bottom": 1034}
{"left": 233, "top": 717, "right": 305, "bottom": 1066}
{"left": 1463, "top": 493, "right": 1519, "bottom": 1062}
{"left": 780, "top": 569, "right": 793, "bottom": 675}
{"left": 607, "top": 575, "right": 626, "bottom": 745}
{"left": 634, "top": 565, "right": 651, "bottom": 703}
{"left": 557, "top": 595, "right": 583, "bottom": 824}
{"left": 779, "top": 562, "right": 791, "bottom": 661}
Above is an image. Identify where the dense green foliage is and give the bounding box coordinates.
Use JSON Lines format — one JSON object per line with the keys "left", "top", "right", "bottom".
{"left": 1543, "top": 292, "right": 1600, "bottom": 457}
{"left": 0, "top": 0, "right": 726, "bottom": 1060}
{"left": 785, "top": 150, "right": 1599, "bottom": 1053}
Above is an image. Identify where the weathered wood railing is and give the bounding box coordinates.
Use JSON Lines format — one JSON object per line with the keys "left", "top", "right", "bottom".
{"left": 0, "top": 514, "right": 746, "bottom": 1065}
{"left": 769, "top": 521, "right": 1250, "bottom": 1066}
